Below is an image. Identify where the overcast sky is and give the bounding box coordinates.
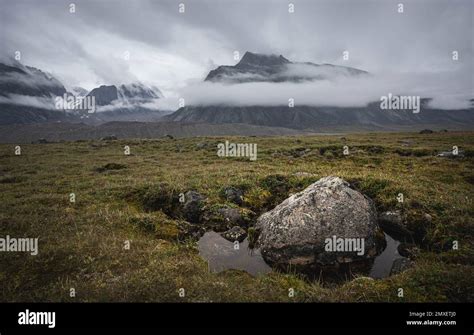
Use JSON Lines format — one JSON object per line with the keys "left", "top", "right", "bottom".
{"left": 1, "top": 0, "right": 472, "bottom": 108}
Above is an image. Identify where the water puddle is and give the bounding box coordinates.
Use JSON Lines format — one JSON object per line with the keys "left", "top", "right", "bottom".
{"left": 369, "top": 233, "right": 405, "bottom": 279}
{"left": 198, "top": 231, "right": 271, "bottom": 276}
{"left": 198, "top": 231, "right": 406, "bottom": 280}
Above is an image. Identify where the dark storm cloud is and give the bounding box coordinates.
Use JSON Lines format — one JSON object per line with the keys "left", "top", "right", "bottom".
{"left": 0, "top": 0, "right": 472, "bottom": 108}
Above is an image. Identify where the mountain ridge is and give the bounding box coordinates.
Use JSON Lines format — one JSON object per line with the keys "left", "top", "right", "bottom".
{"left": 164, "top": 103, "right": 474, "bottom": 130}
{"left": 0, "top": 61, "right": 166, "bottom": 125}
{"left": 205, "top": 51, "right": 368, "bottom": 83}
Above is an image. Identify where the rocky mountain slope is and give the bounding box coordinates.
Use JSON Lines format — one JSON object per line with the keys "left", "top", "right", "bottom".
{"left": 0, "top": 61, "right": 78, "bottom": 124}
{"left": 165, "top": 102, "right": 474, "bottom": 131}
{"left": 205, "top": 51, "right": 368, "bottom": 83}
{"left": 86, "top": 83, "right": 163, "bottom": 106}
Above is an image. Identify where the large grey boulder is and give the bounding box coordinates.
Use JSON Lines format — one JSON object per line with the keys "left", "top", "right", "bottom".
{"left": 256, "top": 176, "right": 383, "bottom": 272}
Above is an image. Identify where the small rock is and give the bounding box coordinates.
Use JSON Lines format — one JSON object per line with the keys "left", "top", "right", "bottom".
{"left": 221, "top": 226, "right": 247, "bottom": 242}
{"left": 419, "top": 129, "right": 433, "bottom": 134}
{"left": 182, "top": 191, "right": 206, "bottom": 223}
{"left": 423, "top": 213, "right": 432, "bottom": 222}
{"left": 437, "top": 150, "right": 464, "bottom": 158}
{"left": 224, "top": 187, "right": 244, "bottom": 205}
{"left": 95, "top": 163, "right": 127, "bottom": 172}
{"left": 218, "top": 207, "right": 245, "bottom": 226}
{"left": 177, "top": 221, "right": 205, "bottom": 240}
{"left": 292, "top": 148, "right": 311, "bottom": 157}
{"left": 196, "top": 142, "right": 208, "bottom": 149}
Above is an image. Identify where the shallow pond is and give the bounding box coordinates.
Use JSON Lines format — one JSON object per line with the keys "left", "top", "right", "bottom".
{"left": 198, "top": 231, "right": 405, "bottom": 280}
{"left": 198, "top": 231, "right": 271, "bottom": 276}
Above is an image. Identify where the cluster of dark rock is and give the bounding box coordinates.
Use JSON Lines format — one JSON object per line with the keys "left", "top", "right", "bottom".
{"left": 175, "top": 188, "right": 250, "bottom": 243}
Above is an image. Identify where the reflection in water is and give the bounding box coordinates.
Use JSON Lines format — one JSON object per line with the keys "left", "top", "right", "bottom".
{"left": 198, "top": 231, "right": 271, "bottom": 276}
{"left": 369, "top": 233, "right": 405, "bottom": 279}
{"left": 198, "top": 231, "right": 405, "bottom": 279}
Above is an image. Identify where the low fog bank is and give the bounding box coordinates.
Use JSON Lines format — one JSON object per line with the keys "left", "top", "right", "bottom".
{"left": 166, "top": 68, "right": 472, "bottom": 110}
{"left": 2, "top": 61, "right": 472, "bottom": 112}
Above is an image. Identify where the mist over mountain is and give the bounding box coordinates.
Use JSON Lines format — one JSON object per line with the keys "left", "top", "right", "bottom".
{"left": 1, "top": 0, "right": 472, "bottom": 135}
{"left": 0, "top": 61, "right": 67, "bottom": 99}
{"left": 205, "top": 51, "right": 368, "bottom": 83}
{"left": 87, "top": 83, "right": 163, "bottom": 107}
{"left": 71, "top": 87, "right": 88, "bottom": 97}
{"left": 0, "top": 60, "right": 77, "bottom": 124}
{"left": 2, "top": 49, "right": 473, "bottom": 132}
{"left": 2, "top": 0, "right": 471, "bottom": 113}
{"left": 80, "top": 82, "right": 167, "bottom": 123}
{"left": 163, "top": 52, "right": 474, "bottom": 130}
{"left": 0, "top": 61, "right": 167, "bottom": 125}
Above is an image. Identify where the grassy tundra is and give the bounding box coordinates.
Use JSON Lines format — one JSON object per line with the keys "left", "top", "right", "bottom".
{"left": 0, "top": 131, "right": 473, "bottom": 302}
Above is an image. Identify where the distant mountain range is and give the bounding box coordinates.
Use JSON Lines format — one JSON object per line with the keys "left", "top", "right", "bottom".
{"left": 165, "top": 102, "right": 474, "bottom": 131}
{"left": 0, "top": 60, "right": 166, "bottom": 125}
{"left": 165, "top": 52, "right": 474, "bottom": 130}
{"left": 0, "top": 52, "right": 473, "bottom": 137}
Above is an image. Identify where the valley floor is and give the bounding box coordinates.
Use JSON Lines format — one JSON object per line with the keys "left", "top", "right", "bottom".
{"left": 0, "top": 131, "right": 473, "bottom": 302}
